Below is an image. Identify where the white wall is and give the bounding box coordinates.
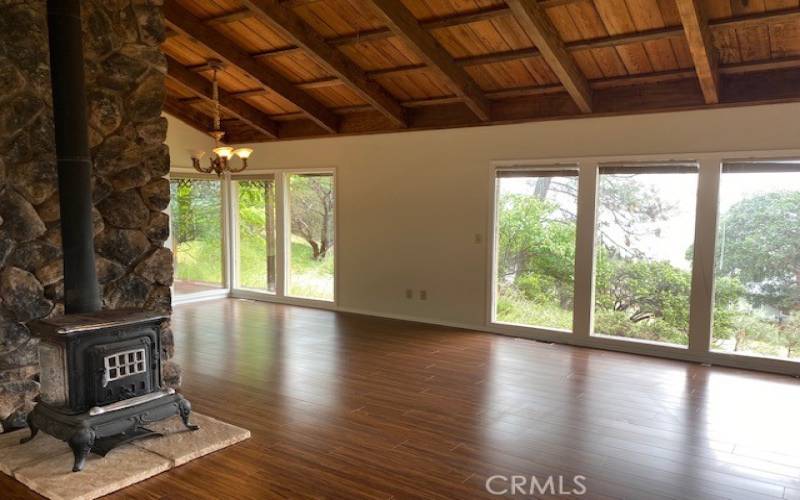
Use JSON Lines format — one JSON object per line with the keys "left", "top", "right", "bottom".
{"left": 164, "top": 114, "right": 216, "bottom": 171}
{"left": 165, "top": 103, "right": 800, "bottom": 328}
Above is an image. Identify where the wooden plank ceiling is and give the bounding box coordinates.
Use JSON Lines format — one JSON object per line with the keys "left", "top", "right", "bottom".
{"left": 162, "top": 0, "right": 800, "bottom": 142}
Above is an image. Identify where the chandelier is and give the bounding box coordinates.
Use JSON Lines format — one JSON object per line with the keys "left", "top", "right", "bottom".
{"left": 190, "top": 59, "right": 253, "bottom": 176}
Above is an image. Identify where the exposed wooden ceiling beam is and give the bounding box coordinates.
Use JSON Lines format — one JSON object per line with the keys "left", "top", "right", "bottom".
{"left": 366, "top": 26, "right": 686, "bottom": 78}
{"left": 676, "top": 0, "right": 719, "bottom": 103}
{"left": 327, "top": 6, "right": 513, "bottom": 47}
{"left": 220, "top": 66, "right": 800, "bottom": 143}
{"left": 193, "top": 6, "right": 800, "bottom": 77}
{"left": 239, "top": 0, "right": 407, "bottom": 127}
{"left": 364, "top": 0, "right": 491, "bottom": 121}
{"left": 165, "top": 56, "right": 278, "bottom": 138}
{"left": 201, "top": 3, "right": 800, "bottom": 54}
{"left": 178, "top": 54, "right": 800, "bottom": 113}
{"left": 205, "top": 2, "right": 514, "bottom": 32}
{"left": 164, "top": 0, "right": 339, "bottom": 133}
{"left": 280, "top": 0, "right": 319, "bottom": 7}
{"left": 706, "top": 6, "right": 800, "bottom": 28}
{"left": 205, "top": 8, "right": 252, "bottom": 26}
{"left": 722, "top": 55, "right": 800, "bottom": 74}
{"left": 504, "top": 0, "right": 592, "bottom": 113}
{"left": 295, "top": 77, "right": 340, "bottom": 90}
{"left": 253, "top": 46, "right": 305, "bottom": 60}
{"left": 223, "top": 26, "right": 691, "bottom": 81}
{"left": 277, "top": 0, "right": 583, "bottom": 16}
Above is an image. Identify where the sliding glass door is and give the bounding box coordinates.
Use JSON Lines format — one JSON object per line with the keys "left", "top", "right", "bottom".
{"left": 233, "top": 177, "right": 277, "bottom": 293}
{"left": 230, "top": 170, "right": 336, "bottom": 304}
{"left": 287, "top": 173, "right": 335, "bottom": 301}
{"left": 169, "top": 176, "right": 225, "bottom": 298}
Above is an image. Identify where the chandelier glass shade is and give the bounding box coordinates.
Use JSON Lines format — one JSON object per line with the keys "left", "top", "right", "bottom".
{"left": 190, "top": 60, "right": 253, "bottom": 176}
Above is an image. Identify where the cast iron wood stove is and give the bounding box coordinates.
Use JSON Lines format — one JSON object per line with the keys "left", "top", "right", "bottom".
{"left": 19, "top": 0, "right": 198, "bottom": 472}
{"left": 23, "top": 311, "right": 197, "bottom": 472}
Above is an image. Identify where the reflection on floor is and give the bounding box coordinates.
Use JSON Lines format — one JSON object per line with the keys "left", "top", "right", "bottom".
{"left": 173, "top": 280, "right": 224, "bottom": 296}
{"left": 3, "top": 298, "right": 799, "bottom": 499}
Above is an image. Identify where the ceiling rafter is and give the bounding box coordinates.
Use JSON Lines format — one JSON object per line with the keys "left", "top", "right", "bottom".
{"left": 219, "top": 66, "right": 800, "bottom": 143}
{"left": 365, "top": 26, "right": 686, "bottom": 79}
{"left": 203, "top": 2, "right": 511, "bottom": 30}
{"left": 163, "top": 0, "right": 800, "bottom": 141}
{"left": 327, "top": 4, "right": 512, "bottom": 46}
{"left": 197, "top": 8, "right": 800, "bottom": 81}
{"left": 163, "top": 0, "right": 339, "bottom": 133}
{"left": 504, "top": 0, "right": 592, "bottom": 113}
{"left": 165, "top": 55, "right": 278, "bottom": 139}
{"left": 178, "top": 54, "right": 800, "bottom": 118}
{"left": 238, "top": 0, "right": 407, "bottom": 128}
{"left": 195, "top": 4, "right": 800, "bottom": 65}
{"left": 676, "top": 0, "right": 719, "bottom": 103}
{"left": 205, "top": 0, "right": 592, "bottom": 29}
{"left": 364, "top": 0, "right": 491, "bottom": 121}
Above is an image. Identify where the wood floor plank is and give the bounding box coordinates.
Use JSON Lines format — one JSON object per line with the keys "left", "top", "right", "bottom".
{"left": 1, "top": 298, "right": 799, "bottom": 499}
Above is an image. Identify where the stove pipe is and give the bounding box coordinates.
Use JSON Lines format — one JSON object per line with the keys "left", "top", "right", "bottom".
{"left": 46, "top": 0, "right": 102, "bottom": 314}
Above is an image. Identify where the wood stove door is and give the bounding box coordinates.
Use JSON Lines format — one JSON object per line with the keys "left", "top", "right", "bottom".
{"left": 89, "top": 337, "right": 154, "bottom": 406}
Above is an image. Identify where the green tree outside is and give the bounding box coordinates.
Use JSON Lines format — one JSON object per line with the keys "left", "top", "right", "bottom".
{"left": 496, "top": 175, "right": 800, "bottom": 359}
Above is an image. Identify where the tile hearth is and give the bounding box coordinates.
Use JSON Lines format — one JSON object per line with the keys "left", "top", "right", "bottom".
{"left": 0, "top": 413, "right": 249, "bottom": 500}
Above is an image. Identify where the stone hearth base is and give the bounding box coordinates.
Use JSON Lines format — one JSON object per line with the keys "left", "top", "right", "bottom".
{"left": 0, "top": 413, "right": 250, "bottom": 500}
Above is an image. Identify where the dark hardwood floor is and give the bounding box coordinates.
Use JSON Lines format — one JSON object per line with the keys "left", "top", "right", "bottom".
{"left": 3, "top": 298, "right": 800, "bottom": 499}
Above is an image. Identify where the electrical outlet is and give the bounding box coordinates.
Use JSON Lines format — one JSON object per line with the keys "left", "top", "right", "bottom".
{"left": 419, "top": 290, "right": 427, "bottom": 301}
{"left": 405, "top": 289, "right": 413, "bottom": 299}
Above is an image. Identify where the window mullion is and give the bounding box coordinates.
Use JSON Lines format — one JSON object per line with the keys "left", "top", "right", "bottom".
{"left": 275, "top": 172, "right": 287, "bottom": 298}
{"left": 572, "top": 163, "right": 598, "bottom": 341}
{"left": 229, "top": 176, "right": 240, "bottom": 291}
{"left": 688, "top": 159, "right": 721, "bottom": 355}
{"left": 222, "top": 172, "right": 234, "bottom": 293}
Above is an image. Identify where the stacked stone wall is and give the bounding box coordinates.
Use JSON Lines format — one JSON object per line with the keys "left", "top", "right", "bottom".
{"left": 0, "top": 0, "right": 178, "bottom": 432}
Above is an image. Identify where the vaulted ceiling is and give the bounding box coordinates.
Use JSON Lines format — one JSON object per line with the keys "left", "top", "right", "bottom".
{"left": 162, "top": 0, "right": 800, "bottom": 142}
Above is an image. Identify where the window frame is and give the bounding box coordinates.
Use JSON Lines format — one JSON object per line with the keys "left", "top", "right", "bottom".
{"left": 227, "top": 167, "right": 338, "bottom": 308}
{"left": 708, "top": 160, "right": 800, "bottom": 361}
{"left": 489, "top": 163, "right": 580, "bottom": 335}
{"left": 168, "top": 172, "right": 231, "bottom": 305}
{"left": 488, "top": 152, "right": 800, "bottom": 377}
{"left": 590, "top": 160, "right": 701, "bottom": 349}
{"left": 230, "top": 175, "right": 279, "bottom": 295}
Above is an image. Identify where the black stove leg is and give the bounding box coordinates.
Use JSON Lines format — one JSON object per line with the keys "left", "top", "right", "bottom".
{"left": 178, "top": 398, "right": 199, "bottom": 431}
{"left": 68, "top": 428, "right": 95, "bottom": 472}
{"left": 19, "top": 413, "right": 38, "bottom": 444}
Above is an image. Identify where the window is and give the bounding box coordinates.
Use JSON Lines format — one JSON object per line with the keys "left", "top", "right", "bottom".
{"left": 493, "top": 168, "right": 578, "bottom": 331}
{"left": 228, "top": 170, "right": 336, "bottom": 303}
{"left": 286, "top": 173, "right": 335, "bottom": 301}
{"left": 712, "top": 162, "right": 800, "bottom": 361}
{"left": 592, "top": 164, "right": 699, "bottom": 347}
{"left": 234, "top": 177, "right": 277, "bottom": 293}
{"left": 491, "top": 156, "right": 800, "bottom": 374}
{"left": 169, "top": 177, "right": 224, "bottom": 296}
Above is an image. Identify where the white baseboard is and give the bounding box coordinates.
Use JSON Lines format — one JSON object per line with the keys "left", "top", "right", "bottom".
{"left": 335, "top": 306, "right": 482, "bottom": 332}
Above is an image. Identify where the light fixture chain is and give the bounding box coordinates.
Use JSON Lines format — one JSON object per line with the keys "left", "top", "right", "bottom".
{"left": 192, "top": 60, "right": 252, "bottom": 175}
{"left": 212, "top": 67, "right": 221, "bottom": 133}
